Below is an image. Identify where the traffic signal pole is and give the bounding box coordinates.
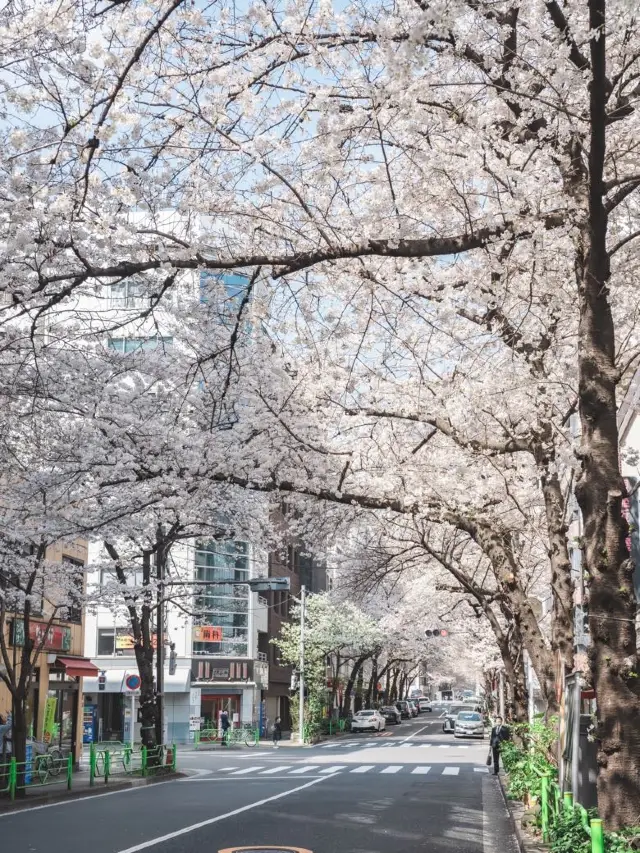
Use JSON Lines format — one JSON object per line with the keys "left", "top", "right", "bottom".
{"left": 299, "top": 585, "right": 306, "bottom": 745}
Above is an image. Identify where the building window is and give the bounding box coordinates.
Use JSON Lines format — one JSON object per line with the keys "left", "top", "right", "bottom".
{"left": 108, "top": 336, "right": 173, "bottom": 354}
{"left": 61, "top": 556, "right": 83, "bottom": 624}
{"left": 193, "top": 540, "right": 250, "bottom": 657}
{"left": 109, "top": 278, "right": 147, "bottom": 308}
{"left": 97, "top": 628, "right": 115, "bottom": 656}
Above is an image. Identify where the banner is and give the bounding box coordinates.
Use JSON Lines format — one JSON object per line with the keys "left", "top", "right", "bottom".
{"left": 43, "top": 697, "right": 57, "bottom": 743}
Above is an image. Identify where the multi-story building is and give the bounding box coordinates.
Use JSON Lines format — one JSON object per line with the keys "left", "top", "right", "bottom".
{"left": 0, "top": 540, "right": 95, "bottom": 766}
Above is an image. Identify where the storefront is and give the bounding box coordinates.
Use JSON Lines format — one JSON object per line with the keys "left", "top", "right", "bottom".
{"left": 191, "top": 659, "right": 262, "bottom": 728}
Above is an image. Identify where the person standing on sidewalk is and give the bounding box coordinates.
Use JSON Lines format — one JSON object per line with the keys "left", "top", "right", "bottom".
{"left": 220, "top": 710, "right": 231, "bottom": 746}
{"left": 489, "top": 716, "right": 510, "bottom": 775}
{"left": 272, "top": 717, "right": 282, "bottom": 749}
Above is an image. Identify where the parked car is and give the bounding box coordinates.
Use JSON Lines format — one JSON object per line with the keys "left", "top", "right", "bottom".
{"left": 395, "top": 700, "right": 412, "bottom": 719}
{"left": 380, "top": 705, "right": 402, "bottom": 725}
{"left": 454, "top": 711, "right": 485, "bottom": 739}
{"left": 351, "top": 709, "right": 386, "bottom": 732}
{"left": 408, "top": 700, "right": 420, "bottom": 715}
{"left": 442, "top": 706, "right": 472, "bottom": 733}
{"left": 418, "top": 698, "right": 432, "bottom": 712}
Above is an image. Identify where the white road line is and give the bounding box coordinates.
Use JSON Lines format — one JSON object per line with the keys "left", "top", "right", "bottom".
{"left": 411, "top": 766, "right": 432, "bottom": 774}
{"left": 229, "top": 766, "right": 263, "bottom": 775}
{"left": 474, "top": 767, "right": 489, "bottom": 773}
{"left": 113, "top": 776, "right": 329, "bottom": 853}
{"left": 399, "top": 723, "right": 431, "bottom": 744}
{"left": 259, "top": 766, "right": 292, "bottom": 774}
{"left": 380, "top": 766, "right": 403, "bottom": 774}
{"left": 341, "top": 744, "right": 358, "bottom": 749}
{"left": 442, "top": 766, "right": 460, "bottom": 776}
{"left": 438, "top": 745, "right": 451, "bottom": 749}
{"left": 400, "top": 743, "right": 413, "bottom": 748}
{"left": 350, "top": 765, "right": 375, "bottom": 773}
{"left": 290, "top": 765, "right": 319, "bottom": 774}
{"left": 320, "top": 743, "right": 335, "bottom": 749}
{"left": 319, "top": 765, "right": 347, "bottom": 774}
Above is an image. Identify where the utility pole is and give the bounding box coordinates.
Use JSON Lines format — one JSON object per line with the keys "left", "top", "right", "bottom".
{"left": 298, "top": 585, "right": 306, "bottom": 745}
{"left": 156, "top": 528, "right": 165, "bottom": 747}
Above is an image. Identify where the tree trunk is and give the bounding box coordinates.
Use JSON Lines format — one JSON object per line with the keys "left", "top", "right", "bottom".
{"left": 134, "top": 641, "right": 158, "bottom": 751}
{"left": 572, "top": 1, "right": 640, "bottom": 827}
{"left": 12, "top": 697, "right": 28, "bottom": 797}
{"left": 389, "top": 668, "right": 399, "bottom": 702}
{"left": 367, "top": 656, "right": 378, "bottom": 706}
{"left": 341, "top": 653, "right": 369, "bottom": 716}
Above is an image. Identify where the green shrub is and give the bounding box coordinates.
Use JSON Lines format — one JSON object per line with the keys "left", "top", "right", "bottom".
{"left": 550, "top": 806, "right": 591, "bottom": 853}
{"left": 501, "top": 717, "right": 557, "bottom": 801}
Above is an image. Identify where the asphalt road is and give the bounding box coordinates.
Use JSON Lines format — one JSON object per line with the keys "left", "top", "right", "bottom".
{"left": 1, "top": 713, "right": 520, "bottom": 853}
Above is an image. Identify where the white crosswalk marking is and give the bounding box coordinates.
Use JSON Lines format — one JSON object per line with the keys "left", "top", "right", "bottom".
{"left": 380, "top": 766, "right": 403, "bottom": 774}
{"left": 230, "top": 766, "right": 263, "bottom": 775}
{"left": 474, "top": 767, "right": 489, "bottom": 773}
{"left": 442, "top": 767, "right": 460, "bottom": 776}
{"left": 438, "top": 744, "right": 450, "bottom": 749}
{"left": 350, "top": 766, "right": 375, "bottom": 773}
{"left": 341, "top": 744, "right": 358, "bottom": 749}
{"left": 320, "top": 743, "right": 335, "bottom": 749}
{"left": 320, "top": 765, "right": 347, "bottom": 774}
{"left": 216, "top": 767, "right": 237, "bottom": 772}
{"left": 400, "top": 743, "right": 413, "bottom": 748}
{"left": 290, "top": 765, "right": 319, "bottom": 774}
{"left": 411, "top": 766, "right": 432, "bottom": 774}
{"left": 259, "top": 766, "right": 292, "bottom": 774}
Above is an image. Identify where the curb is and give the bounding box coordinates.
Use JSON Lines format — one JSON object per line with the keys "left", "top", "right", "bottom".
{"left": 0, "top": 772, "right": 185, "bottom": 814}
{"left": 497, "top": 773, "right": 548, "bottom": 853}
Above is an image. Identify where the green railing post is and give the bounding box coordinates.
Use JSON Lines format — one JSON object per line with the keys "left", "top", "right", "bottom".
{"left": 104, "top": 749, "right": 111, "bottom": 784}
{"left": 172, "top": 743, "right": 177, "bottom": 772}
{"left": 141, "top": 745, "right": 147, "bottom": 777}
{"left": 9, "top": 758, "right": 16, "bottom": 801}
{"left": 66, "top": 755, "right": 73, "bottom": 791}
{"left": 563, "top": 791, "right": 574, "bottom": 810}
{"left": 540, "top": 775, "right": 550, "bottom": 841}
{"left": 194, "top": 731, "right": 200, "bottom": 750}
{"left": 590, "top": 819, "right": 604, "bottom": 853}
{"left": 89, "top": 744, "right": 96, "bottom": 787}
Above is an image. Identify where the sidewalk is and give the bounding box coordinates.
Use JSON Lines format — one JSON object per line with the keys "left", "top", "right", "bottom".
{"left": 497, "top": 771, "right": 546, "bottom": 853}
{"left": 0, "top": 764, "right": 183, "bottom": 813}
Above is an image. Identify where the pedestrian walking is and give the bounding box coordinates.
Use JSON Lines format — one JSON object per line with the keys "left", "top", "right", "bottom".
{"left": 488, "top": 715, "right": 510, "bottom": 775}
{"left": 220, "top": 710, "right": 231, "bottom": 746}
{"left": 272, "top": 716, "right": 282, "bottom": 748}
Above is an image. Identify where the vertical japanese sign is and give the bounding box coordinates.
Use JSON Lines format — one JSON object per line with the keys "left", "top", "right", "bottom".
{"left": 43, "top": 697, "right": 58, "bottom": 743}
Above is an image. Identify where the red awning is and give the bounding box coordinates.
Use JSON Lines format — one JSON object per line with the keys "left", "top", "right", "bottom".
{"left": 56, "top": 657, "right": 100, "bottom": 678}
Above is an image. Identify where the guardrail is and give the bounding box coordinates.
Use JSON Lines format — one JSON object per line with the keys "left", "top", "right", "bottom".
{"left": 89, "top": 743, "right": 177, "bottom": 785}
{"left": 536, "top": 768, "right": 603, "bottom": 853}
{"left": 1, "top": 754, "right": 73, "bottom": 800}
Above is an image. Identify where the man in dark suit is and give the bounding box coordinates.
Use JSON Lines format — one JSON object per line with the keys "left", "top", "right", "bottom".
{"left": 490, "top": 715, "right": 510, "bottom": 775}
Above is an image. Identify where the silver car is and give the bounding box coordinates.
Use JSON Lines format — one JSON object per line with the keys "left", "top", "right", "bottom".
{"left": 454, "top": 711, "right": 485, "bottom": 739}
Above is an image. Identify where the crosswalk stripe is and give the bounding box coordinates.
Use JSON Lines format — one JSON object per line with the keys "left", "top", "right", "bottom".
{"left": 350, "top": 766, "right": 375, "bottom": 773}
{"left": 438, "top": 745, "right": 450, "bottom": 749}
{"left": 320, "top": 743, "right": 335, "bottom": 749}
{"left": 290, "top": 765, "right": 319, "bottom": 774}
{"left": 443, "top": 767, "right": 460, "bottom": 776}
{"left": 230, "top": 766, "right": 263, "bottom": 775}
{"left": 380, "top": 766, "right": 403, "bottom": 774}
{"left": 341, "top": 744, "right": 358, "bottom": 748}
{"left": 411, "top": 766, "right": 432, "bottom": 774}
{"left": 474, "top": 767, "right": 489, "bottom": 773}
{"left": 216, "top": 767, "right": 237, "bottom": 772}
{"left": 259, "top": 766, "right": 292, "bottom": 774}
{"left": 320, "top": 766, "right": 347, "bottom": 774}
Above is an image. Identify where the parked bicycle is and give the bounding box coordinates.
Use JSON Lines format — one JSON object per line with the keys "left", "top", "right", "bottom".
{"left": 32, "top": 743, "right": 66, "bottom": 783}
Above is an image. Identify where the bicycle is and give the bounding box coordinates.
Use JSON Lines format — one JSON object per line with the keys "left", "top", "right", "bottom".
{"left": 33, "top": 745, "right": 65, "bottom": 783}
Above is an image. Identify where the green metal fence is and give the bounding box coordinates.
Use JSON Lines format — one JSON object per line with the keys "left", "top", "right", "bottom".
{"left": 538, "top": 771, "right": 603, "bottom": 853}
{"left": 89, "top": 743, "right": 177, "bottom": 785}
{"left": 1, "top": 754, "right": 72, "bottom": 800}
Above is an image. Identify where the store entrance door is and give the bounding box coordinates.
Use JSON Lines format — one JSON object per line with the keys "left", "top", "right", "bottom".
{"left": 201, "top": 695, "right": 241, "bottom": 728}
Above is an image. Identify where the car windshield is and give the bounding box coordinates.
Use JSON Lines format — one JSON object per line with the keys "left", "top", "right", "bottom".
{"left": 457, "top": 712, "right": 482, "bottom": 721}
{"left": 382, "top": 707, "right": 395, "bottom": 712}
{"left": 358, "top": 710, "right": 375, "bottom": 716}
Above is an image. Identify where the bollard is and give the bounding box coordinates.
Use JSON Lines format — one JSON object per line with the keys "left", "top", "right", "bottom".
{"left": 67, "top": 755, "right": 73, "bottom": 791}
{"left": 89, "top": 744, "right": 96, "bottom": 787}
{"left": 563, "top": 791, "right": 574, "bottom": 810}
{"left": 590, "top": 819, "right": 604, "bottom": 853}
{"left": 172, "top": 743, "right": 177, "bottom": 772}
{"left": 141, "top": 745, "right": 148, "bottom": 776}
{"left": 104, "top": 749, "right": 111, "bottom": 784}
{"left": 540, "top": 775, "right": 549, "bottom": 841}
{"left": 8, "top": 758, "right": 16, "bottom": 801}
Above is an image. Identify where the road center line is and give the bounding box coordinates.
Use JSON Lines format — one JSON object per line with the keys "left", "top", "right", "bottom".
{"left": 114, "top": 776, "right": 329, "bottom": 853}
{"left": 399, "top": 723, "right": 431, "bottom": 743}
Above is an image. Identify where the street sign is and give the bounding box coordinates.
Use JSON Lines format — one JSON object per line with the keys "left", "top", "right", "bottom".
{"left": 125, "top": 673, "right": 141, "bottom": 692}
{"left": 189, "top": 715, "right": 202, "bottom": 731}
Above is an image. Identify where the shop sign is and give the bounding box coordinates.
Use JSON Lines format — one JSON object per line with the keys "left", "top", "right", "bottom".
{"left": 115, "top": 631, "right": 166, "bottom": 650}
{"left": 189, "top": 715, "right": 203, "bottom": 731}
{"left": 193, "top": 626, "right": 223, "bottom": 642}
{"left": 11, "top": 619, "right": 72, "bottom": 652}
{"left": 192, "top": 659, "right": 252, "bottom": 682}
{"left": 254, "top": 662, "right": 269, "bottom": 689}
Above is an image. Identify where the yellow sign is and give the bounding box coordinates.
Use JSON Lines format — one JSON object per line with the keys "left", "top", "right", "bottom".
{"left": 43, "top": 697, "right": 57, "bottom": 743}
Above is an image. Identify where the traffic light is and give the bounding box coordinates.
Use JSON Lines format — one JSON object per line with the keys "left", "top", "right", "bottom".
{"left": 98, "top": 670, "right": 106, "bottom": 691}
{"left": 425, "top": 628, "right": 449, "bottom": 638}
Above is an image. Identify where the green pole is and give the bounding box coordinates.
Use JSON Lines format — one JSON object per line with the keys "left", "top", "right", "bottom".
{"left": 104, "top": 749, "right": 111, "bottom": 784}
{"left": 172, "top": 743, "right": 177, "bottom": 772}
{"left": 89, "top": 744, "right": 96, "bottom": 787}
{"left": 590, "top": 819, "right": 604, "bottom": 853}
{"left": 9, "top": 758, "right": 16, "bottom": 801}
{"left": 194, "top": 731, "right": 200, "bottom": 750}
{"left": 67, "top": 755, "right": 73, "bottom": 791}
{"left": 540, "top": 775, "right": 549, "bottom": 841}
{"left": 141, "top": 745, "right": 147, "bottom": 776}
{"left": 563, "top": 792, "right": 574, "bottom": 810}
